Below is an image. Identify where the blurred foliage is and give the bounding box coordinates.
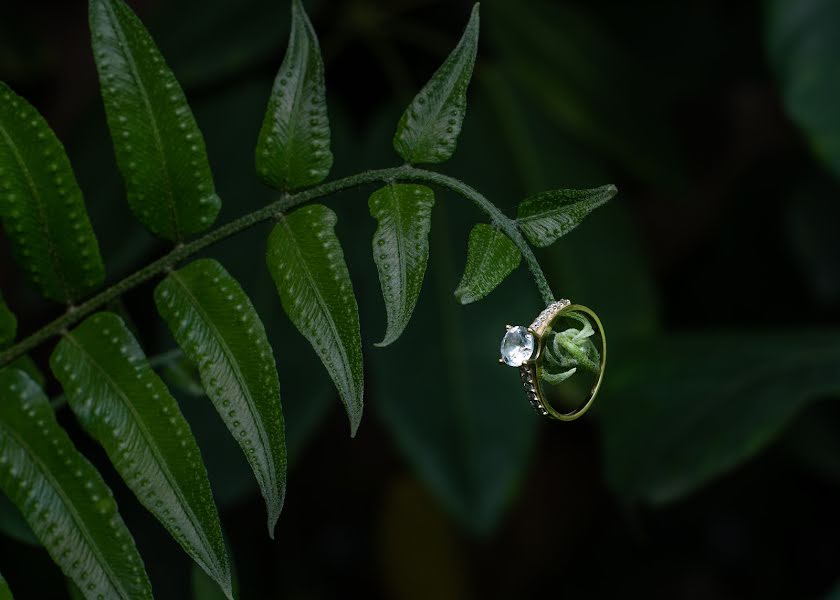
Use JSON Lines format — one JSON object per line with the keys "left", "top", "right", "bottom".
{"left": 1, "top": 0, "right": 840, "bottom": 597}
{"left": 766, "top": 0, "right": 840, "bottom": 182}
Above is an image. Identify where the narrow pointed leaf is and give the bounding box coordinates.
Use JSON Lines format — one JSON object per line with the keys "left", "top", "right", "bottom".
{"left": 154, "top": 259, "right": 287, "bottom": 536}
{"left": 454, "top": 224, "right": 521, "bottom": 305}
{"left": 0, "top": 83, "right": 105, "bottom": 303}
{"left": 267, "top": 205, "right": 364, "bottom": 434}
{"left": 0, "top": 368, "right": 152, "bottom": 599}
{"left": 369, "top": 184, "right": 434, "bottom": 346}
{"left": 393, "top": 4, "right": 479, "bottom": 164}
{"left": 256, "top": 0, "right": 332, "bottom": 190}
{"left": 516, "top": 185, "right": 617, "bottom": 248}
{"left": 0, "top": 292, "right": 15, "bottom": 346}
{"left": 90, "top": 0, "right": 220, "bottom": 241}
{"left": 0, "top": 571, "right": 12, "bottom": 600}
{"left": 50, "top": 313, "right": 232, "bottom": 599}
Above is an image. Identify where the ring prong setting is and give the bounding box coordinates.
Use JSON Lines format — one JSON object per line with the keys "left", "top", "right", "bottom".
{"left": 499, "top": 325, "right": 536, "bottom": 367}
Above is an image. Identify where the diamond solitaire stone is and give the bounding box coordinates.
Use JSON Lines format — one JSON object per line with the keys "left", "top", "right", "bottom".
{"left": 500, "top": 326, "right": 535, "bottom": 367}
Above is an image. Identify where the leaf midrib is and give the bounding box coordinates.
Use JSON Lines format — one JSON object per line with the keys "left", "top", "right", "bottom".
{"left": 517, "top": 196, "right": 606, "bottom": 226}
{"left": 63, "top": 334, "right": 220, "bottom": 576}
{"left": 100, "top": 0, "right": 182, "bottom": 240}
{"left": 385, "top": 185, "right": 409, "bottom": 323}
{"left": 408, "top": 31, "right": 472, "bottom": 153}
{"left": 0, "top": 419, "right": 130, "bottom": 598}
{"left": 278, "top": 216, "right": 357, "bottom": 400}
{"left": 462, "top": 228, "right": 505, "bottom": 298}
{"left": 167, "top": 271, "right": 279, "bottom": 503}
{"left": 0, "top": 122, "right": 71, "bottom": 302}
{"left": 281, "top": 24, "right": 310, "bottom": 187}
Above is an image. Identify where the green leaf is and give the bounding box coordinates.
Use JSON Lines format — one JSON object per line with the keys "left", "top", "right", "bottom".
{"left": 50, "top": 313, "right": 232, "bottom": 599}
{"left": 369, "top": 184, "right": 434, "bottom": 346}
{"left": 0, "top": 571, "right": 11, "bottom": 600}
{"left": 89, "top": 0, "right": 220, "bottom": 241}
{"left": 256, "top": 0, "right": 332, "bottom": 191}
{"left": 0, "top": 292, "right": 15, "bottom": 347}
{"left": 0, "top": 368, "right": 152, "bottom": 599}
{"left": 516, "top": 185, "right": 617, "bottom": 248}
{"left": 0, "top": 82, "right": 105, "bottom": 303}
{"left": 266, "top": 204, "right": 364, "bottom": 435}
{"left": 454, "top": 223, "right": 521, "bottom": 305}
{"left": 154, "top": 259, "right": 287, "bottom": 535}
{"left": 602, "top": 333, "right": 840, "bottom": 505}
{"left": 766, "top": 0, "right": 840, "bottom": 181}
{"left": 393, "top": 4, "right": 479, "bottom": 164}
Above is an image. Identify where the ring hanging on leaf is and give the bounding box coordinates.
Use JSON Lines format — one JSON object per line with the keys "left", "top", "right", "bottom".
{"left": 499, "top": 300, "right": 606, "bottom": 420}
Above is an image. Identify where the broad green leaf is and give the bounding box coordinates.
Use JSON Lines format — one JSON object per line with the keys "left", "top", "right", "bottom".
{"left": 369, "top": 184, "right": 434, "bottom": 346}
{"left": 267, "top": 204, "right": 364, "bottom": 435}
{"left": 0, "top": 292, "right": 14, "bottom": 346}
{"left": 0, "top": 82, "right": 105, "bottom": 303}
{"left": 516, "top": 185, "right": 617, "bottom": 248}
{"left": 90, "top": 0, "right": 220, "bottom": 241}
{"left": 454, "top": 224, "right": 521, "bottom": 305}
{"left": 0, "top": 571, "right": 11, "bottom": 600}
{"left": 50, "top": 313, "right": 232, "bottom": 599}
{"left": 766, "top": 0, "right": 840, "bottom": 181}
{"left": 0, "top": 368, "right": 152, "bottom": 599}
{"left": 601, "top": 333, "right": 840, "bottom": 505}
{"left": 256, "top": 0, "right": 332, "bottom": 191}
{"left": 393, "top": 4, "right": 479, "bottom": 164}
{"left": 155, "top": 259, "right": 287, "bottom": 535}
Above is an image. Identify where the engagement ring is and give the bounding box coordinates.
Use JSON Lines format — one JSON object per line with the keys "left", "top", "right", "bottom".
{"left": 500, "top": 300, "right": 606, "bottom": 420}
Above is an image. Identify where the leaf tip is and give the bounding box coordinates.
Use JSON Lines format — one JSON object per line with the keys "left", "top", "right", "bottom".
{"left": 262, "top": 483, "right": 284, "bottom": 541}
{"left": 219, "top": 576, "right": 235, "bottom": 600}
{"left": 374, "top": 325, "right": 404, "bottom": 348}
{"left": 348, "top": 410, "right": 363, "bottom": 438}
{"left": 453, "top": 287, "right": 474, "bottom": 305}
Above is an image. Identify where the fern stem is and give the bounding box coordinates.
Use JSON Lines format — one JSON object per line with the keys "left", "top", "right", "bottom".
{"left": 0, "top": 165, "right": 553, "bottom": 368}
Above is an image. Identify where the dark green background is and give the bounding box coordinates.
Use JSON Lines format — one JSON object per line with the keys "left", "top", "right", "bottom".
{"left": 1, "top": 0, "right": 840, "bottom": 597}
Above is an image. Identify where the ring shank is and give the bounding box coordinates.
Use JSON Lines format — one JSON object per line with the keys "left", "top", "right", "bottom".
{"left": 520, "top": 302, "right": 606, "bottom": 421}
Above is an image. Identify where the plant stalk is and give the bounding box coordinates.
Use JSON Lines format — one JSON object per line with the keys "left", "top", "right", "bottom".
{"left": 0, "top": 165, "right": 553, "bottom": 367}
